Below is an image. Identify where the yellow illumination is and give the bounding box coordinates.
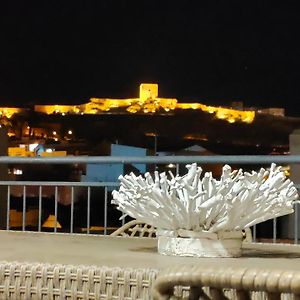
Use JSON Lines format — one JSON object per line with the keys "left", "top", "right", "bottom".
{"left": 0, "top": 107, "right": 22, "bottom": 118}
{"left": 30, "top": 83, "right": 255, "bottom": 124}
{"left": 42, "top": 215, "right": 62, "bottom": 229}
{"left": 8, "top": 147, "right": 27, "bottom": 157}
{"left": 183, "top": 135, "right": 208, "bottom": 141}
{"left": 145, "top": 132, "right": 157, "bottom": 137}
{"left": 177, "top": 102, "right": 255, "bottom": 124}
{"left": 139, "top": 83, "right": 158, "bottom": 101}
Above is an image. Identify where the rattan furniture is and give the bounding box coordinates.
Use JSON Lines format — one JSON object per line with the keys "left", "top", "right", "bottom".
{"left": 110, "top": 220, "right": 156, "bottom": 238}
{"left": 1, "top": 231, "right": 300, "bottom": 299}
{"left": 0, "top": 262, "right": 157, "bottom": 300}
{"left": 153, "top": 265, "right": 300, "bottom": 299}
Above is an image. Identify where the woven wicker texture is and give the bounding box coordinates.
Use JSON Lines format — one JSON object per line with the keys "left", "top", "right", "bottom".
{"left": 153, "top": 265, "right": 300, "bottom": 300}
{"left": 0, "top": 262, "right": 158, "bottom": 300}
{"left": 110, "top": 220, "right": 156, "bottom": 238}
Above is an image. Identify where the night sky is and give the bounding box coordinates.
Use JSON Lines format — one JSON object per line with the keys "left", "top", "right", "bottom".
{"left": 1, "top": 1, "right": 300, "bottom": 116}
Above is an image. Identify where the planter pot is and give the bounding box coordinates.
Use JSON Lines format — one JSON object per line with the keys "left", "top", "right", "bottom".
{"left": 157, "top": 229, "right": 244, "bottom": 258}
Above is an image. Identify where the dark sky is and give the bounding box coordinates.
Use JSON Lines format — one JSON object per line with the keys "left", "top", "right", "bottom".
{"left": 1, "top": 1, "right": 300, "bottom": 116}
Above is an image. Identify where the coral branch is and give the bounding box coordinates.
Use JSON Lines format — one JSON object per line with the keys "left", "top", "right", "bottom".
{"left": 112, "top": 163, "right": 299, "bottom": 233}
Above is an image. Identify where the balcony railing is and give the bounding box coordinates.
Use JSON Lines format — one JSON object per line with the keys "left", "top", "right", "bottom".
{"left": 0, "top": 155, "right": 299, "bottom": 242}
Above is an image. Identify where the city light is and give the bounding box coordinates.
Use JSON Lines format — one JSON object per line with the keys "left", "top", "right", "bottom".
{"left": 13, "top": 168, "right": 23, "bottom": 175}
{"left": 29, "top": 144, "right": 38, "bottom": 152}
{"left": 166, "top": 163, "right": 176, "bottom": 168}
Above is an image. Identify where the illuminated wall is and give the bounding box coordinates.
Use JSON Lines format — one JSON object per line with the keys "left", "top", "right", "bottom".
{"left": 0, "top": 107, "right": 23, "bottom": 118}
{"left": 176, "top": 103, "right": 255, "bottom": 124}
{"left": 139, "top": 83, "right": 158, "bottom": 101}
{"left": 32, "top": 83, "right": 255, "bottom": 124}
{"left": 34, "top": 104, "right": 80, "bottom": 115}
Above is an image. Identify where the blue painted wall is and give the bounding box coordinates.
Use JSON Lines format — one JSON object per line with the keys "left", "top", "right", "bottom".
{"left": 85, "top": 144, "right": 147, "bottom": 186}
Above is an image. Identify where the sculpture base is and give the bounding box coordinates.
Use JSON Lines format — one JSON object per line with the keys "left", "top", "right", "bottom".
{"left": 157, "top": 230, "right": 243, "bottom": 258}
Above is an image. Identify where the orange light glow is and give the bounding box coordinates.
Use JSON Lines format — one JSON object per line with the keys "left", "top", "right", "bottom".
{"left": 0, "top": 107, "right": 22, "bottom": 119}
{"left": 32, "top": 83, "right": 255, "bottom": 124}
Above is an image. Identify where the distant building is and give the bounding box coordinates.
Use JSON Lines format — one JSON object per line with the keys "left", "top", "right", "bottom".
{"left": 230, "top": 102, "right": 244, "bottom": 111}
{"left": 257, "top": 108, "right": 285, "bottom": 117}
{"left": 32, "top": 83, "right": 255, "bottom": 124}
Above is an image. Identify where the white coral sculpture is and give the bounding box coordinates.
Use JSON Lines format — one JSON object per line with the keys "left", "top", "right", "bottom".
{"left": 112, "top": 163, "right": 299, "bottom": 233}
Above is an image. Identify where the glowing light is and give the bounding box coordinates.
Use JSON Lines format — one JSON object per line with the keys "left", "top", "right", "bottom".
{"left": 31, "top": 83, "right": 255, "bottom": 124}
{"left": 0, "top": 107, "right": 22, "bottom": 118}
{"left": 13, "top": 169, "right": 23, "bottom": 175}
{"left": 68, "top": 130, "right": 72, "bottom": 135}
{"left": 53, "top": 131, "right": 57, "bottom": 136}
{"left": 183, "top": 135, "right": 208, "bottom": 141}
{"left": 145, "top": 132, "right": 157, "bottom": 137}
{"left": 140, "top": 83, "right": 158, "bottom": 101}
{"left": 166, "top": 163, "right": 176, "bottom": 168}
{"left": 29, "top": 144, "right": 38, "bottom": 152}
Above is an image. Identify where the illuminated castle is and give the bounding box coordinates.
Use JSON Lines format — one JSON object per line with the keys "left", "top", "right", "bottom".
{"left": 1, "top": 83, "right": 298, "bottom": 155}
{"left": 33, "top": 83, "right": 255, "bottom": 124}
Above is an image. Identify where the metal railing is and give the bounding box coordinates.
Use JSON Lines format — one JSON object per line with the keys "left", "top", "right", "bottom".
{"left": 0, "top": 181, "right": 119, "bottom": 234}
{"left": 0, "top": 155, "right": 299, "bottom": 242}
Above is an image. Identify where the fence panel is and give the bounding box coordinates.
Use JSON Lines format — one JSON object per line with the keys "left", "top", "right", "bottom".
{"left": 0, "top": 155, "right": 299, "bottom": 243}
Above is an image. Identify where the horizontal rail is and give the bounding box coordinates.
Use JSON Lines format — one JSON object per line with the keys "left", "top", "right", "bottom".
{"left": 1, "top": 155, "right": 300, "bottom": 164}
{"left": 0, "top": 181, "right": 299, "bottom": 189}
{"left": 0, "top": 181, "right": 119, "bottom": 187}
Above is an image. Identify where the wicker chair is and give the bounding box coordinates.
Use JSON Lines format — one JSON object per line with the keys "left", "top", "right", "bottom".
{"left": 110, "top": 220, "right": 156, "bottom": 238}
{"left": 153, "top": 265, "right": 300, "bottom": 300}
{"left": 0, "top": 261, "right": 158, "bottom": 300}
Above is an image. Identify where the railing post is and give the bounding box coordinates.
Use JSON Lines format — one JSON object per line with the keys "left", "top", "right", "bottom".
{"left": 0, "top": 127, "right": 8, "bottom": 229}
{"left": 252, "top": 225, "right": 256, "bottom": 242}
{"left": 70, "top": 186, "right": 74, "bottom": 233}
{"left": 104, "top": 187, "right": 108, "bottom": 235}
{"left": 22, "top": 186, "right": 26, "bottom": 231}
{"left": 54, "top": 186, "right": 58, "bottom": 233}
{"left": 273, "top": 218, "right": 277, "bottom": 243}
{"left": 295, "top": 202, "right": 299, "bottom": 244}
{"left": 6, "top": 186, "right": 10, "bottom": 230}
{"left": 87, "top": 187, "right": 91, "bottom": 234}
{"left": 38, "top": 186, "right": 42, "bottom": 232}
